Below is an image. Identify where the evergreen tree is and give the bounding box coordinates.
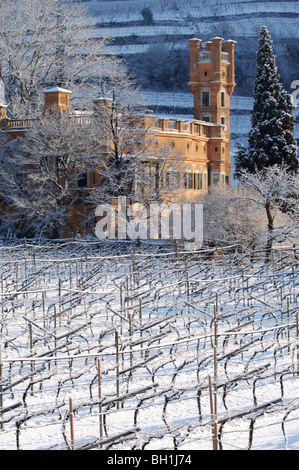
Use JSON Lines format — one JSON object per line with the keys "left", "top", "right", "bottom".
{"left": 235, "top": 26, "right": 298, "bottom": 173}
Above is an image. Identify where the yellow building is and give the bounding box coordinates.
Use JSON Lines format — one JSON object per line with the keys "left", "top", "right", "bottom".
{"left": 0, "top": 37, "right": 236, "bottom": 236}
{"left": 151, "top": 37, "right": 236, "bottom": 193}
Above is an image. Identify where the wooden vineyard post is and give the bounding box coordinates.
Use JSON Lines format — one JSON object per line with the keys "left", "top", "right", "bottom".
{"left": 246, "top": 278, "right": 249, "bottom": 306}
{"left": 186, "top": 269, "right": 190, "bottom": 349}
{"left": 1, "top": 273, "right": 3, "bottom": 319}
{"left": 76, "top": 261, "right": 79, "bottom": 287}
{"left": 69, "top": 398, "right": 75, "bottom": 450}
{"left": 120, "top": 285, "right": 123, "bottom": 311}
{"left": 129, "top": 313, "right": 133, "bottom": 367}
{"left": 33, "top": 246, "right": 36, "bottom": 270}
{"left": 58, "top": 278, "right": 62, "bottom": 312}
{"left": 15, "top": 263, "right": 18, "bottom": 292}
{"left": 120, "top": 285, "right": 123, "bottom": 334}
{"left": 212, "top": 299, "right": 219, "bottom": 450}
{"left": 97, "top": 359, "right": 104, "bottom": 439}
{"left": 24, "top": 256, "right": 28, "bottom": 287}
{"left": 296, "top": 312, "right": 299, "bottom": 376}
{"left": 42, "top": 291, "right": 46, "bottom": 332}
{"left": 186, "top": 269, "right": 190, "bottom": 304}
{"left": 139, "top": 299, "right": 143, "bottom": 358}
{"left": 208, "top": 375, "right": 218, "bottom": 450}
{"left": 115, "top": 330, "right": 120, "bottom": 409}
{"left": 29, "top": 324, "right": 34, "bottom": 395}
{"left": 54, "top": 306, "right": 57, "bottom": 370}
{"left": 132, "top": 244, "right": 136, "bottom": 287}
{"left": 287, "top": 297, "right": 290, "bottom": 353}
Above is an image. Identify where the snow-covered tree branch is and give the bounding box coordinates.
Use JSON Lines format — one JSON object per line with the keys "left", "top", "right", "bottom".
{"left": 237, "top": 165, "right": 299, "bottom": 259}
{"left": 0, "top": 0, "right": 110, "bottom": 117}
{"left": 0, "top": 113, "right": 97, "bottom": 237}
{"left": 86, "top": 64, "right": 185, "bottom": 208}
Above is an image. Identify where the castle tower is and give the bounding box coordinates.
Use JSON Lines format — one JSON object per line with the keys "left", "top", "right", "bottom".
{"left": 188, "top": 37, "right": 236, "bottom": 186}
{"left": 188, "top": 37, "right": 236, "bottom": 128}
{"left": 43, "top": 86, "right": 72, "bottom": 114}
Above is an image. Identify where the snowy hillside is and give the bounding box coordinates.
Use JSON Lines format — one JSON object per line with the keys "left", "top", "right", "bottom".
{"left": 87, "top": 0, "right": 299, "bottom": 40}
{"left": 85, "top": 0, "right": 299, "bottom": 94}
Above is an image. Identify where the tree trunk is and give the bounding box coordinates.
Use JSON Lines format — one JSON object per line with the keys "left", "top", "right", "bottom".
{"left": 265, "top": 201, "right": 274, "bottom": 263}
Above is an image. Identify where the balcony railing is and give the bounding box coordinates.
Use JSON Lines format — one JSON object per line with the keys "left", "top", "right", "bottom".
{"left": 6, "top": 119, "right": 35, "bottom": 129}
{"left": 198, "top": 51, "right": 230, "bottom": 63}
{"left": 221, "top": 52, "right": 230, "bottom": 62}
{"left": 198, "top": 52, "right": 212, "bottom": 63}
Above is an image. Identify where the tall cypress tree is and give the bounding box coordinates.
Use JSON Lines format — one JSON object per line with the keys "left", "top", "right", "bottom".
{"left": 235, "top": 26, "right": 298, "bottom": 173}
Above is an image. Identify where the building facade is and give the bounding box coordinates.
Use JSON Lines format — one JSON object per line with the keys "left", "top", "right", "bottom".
{"left": 0, "top": 37, "right": 236, "bottom": 237}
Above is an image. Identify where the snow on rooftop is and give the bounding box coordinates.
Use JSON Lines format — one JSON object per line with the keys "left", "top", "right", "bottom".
{"left": 43, "top": 86, "right": 72, "bottom": 94}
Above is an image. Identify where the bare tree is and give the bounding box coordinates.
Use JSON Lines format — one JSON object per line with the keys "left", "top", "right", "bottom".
{"left": 0, "top": 68, "right": 185, "bottom": 239}
{"left": 198, "top": 185, "right": 265, "bottom": 250}
{"left": 0, "top": 0, "right": 110, "bottom": 117}
{"left": 238, "top": 165, "right": 299, "bottom": 260}
{"left": 0, "top": 112, "right": 97, "bottom": 237}
{"left": 88, "top": 64, "right": 185, "bottom": 208}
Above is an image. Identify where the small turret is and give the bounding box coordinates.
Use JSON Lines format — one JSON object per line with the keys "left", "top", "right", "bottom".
{"left": 43, "top": 86, "right": 72, "bottom": 115}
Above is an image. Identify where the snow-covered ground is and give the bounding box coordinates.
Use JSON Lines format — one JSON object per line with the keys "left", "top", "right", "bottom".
{"left": 0, "top": 240, "right": 298, "bottom": 450}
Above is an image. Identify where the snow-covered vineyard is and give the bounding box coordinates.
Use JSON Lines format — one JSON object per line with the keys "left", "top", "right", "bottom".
{"left": 0, "top": 240, "right": 298, "bottom": 450}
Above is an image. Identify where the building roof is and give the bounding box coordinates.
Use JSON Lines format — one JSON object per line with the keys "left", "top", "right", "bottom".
{"left": 43, "top": 86, "right": 72, "bottom": 94}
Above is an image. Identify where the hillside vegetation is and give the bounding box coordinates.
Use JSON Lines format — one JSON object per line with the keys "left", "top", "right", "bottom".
{"left": 85, "top": 0, "right": 299, "bottom": 96}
